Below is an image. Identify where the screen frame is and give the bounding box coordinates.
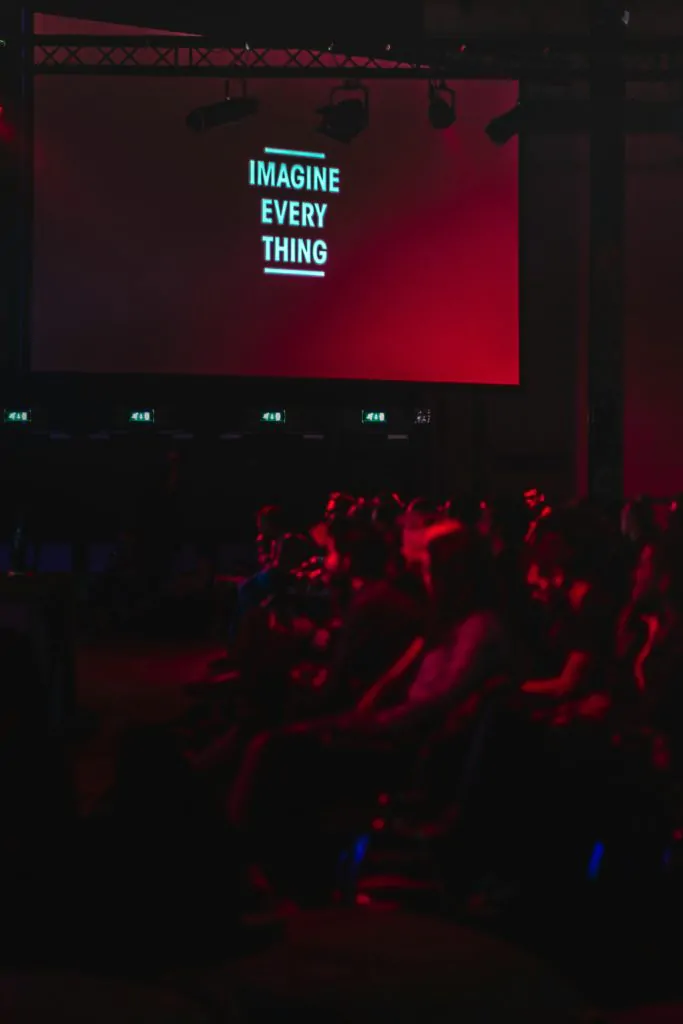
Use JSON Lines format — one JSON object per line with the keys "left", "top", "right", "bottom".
{"left": 18, "top": 78, "right": 524, "bottom": 406}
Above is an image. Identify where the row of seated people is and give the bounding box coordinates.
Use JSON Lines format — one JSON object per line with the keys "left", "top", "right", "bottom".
{"left": 184, "top": 490, "right": 683, "bottom": 907}
{"left": 0, "top": 487, "right": 679, "bottom": 967}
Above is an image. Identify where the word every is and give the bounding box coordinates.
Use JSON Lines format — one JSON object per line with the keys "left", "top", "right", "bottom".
{"left": 249, "top": 148, "right": 341, "bottom": 278}
{"left": 261, "top": 199, "right": 327, "bottom": 229}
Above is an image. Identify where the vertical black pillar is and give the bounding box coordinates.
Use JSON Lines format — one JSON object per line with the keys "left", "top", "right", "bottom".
{"left": 471, "top": 388, "right": 489, "bottom": 502}
{"left": 0, "top": 3, "right": 32, "bottom": 378}
{"left": 587, "top": 1, "right": 626, "bottom": 503}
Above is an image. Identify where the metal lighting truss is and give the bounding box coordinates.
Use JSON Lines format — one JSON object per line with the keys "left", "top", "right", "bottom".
{"left": 30, "top": 34, "right": 683, "bottom": 81}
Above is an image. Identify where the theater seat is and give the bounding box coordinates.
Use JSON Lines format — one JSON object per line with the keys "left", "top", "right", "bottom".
{"left": 225, "top": 909, "right": 591, "bottom": 1024}
{"left": 337, "top": 677, "right": 512, "bottom": 909}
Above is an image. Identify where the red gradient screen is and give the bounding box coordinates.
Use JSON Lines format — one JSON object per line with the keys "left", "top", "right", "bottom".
{"left": 32, "top": 68, "right": 519, "bottom": 383}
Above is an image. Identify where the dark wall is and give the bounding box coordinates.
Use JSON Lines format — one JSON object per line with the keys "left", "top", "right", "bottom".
{"left": 11, "top": 13, "right": 683, "bottom": 503}
{"left": 433, "top": 129, "right": 586, "bottom": 505}
{"left": 459, "top": 115, "right": 683, "bottom": 504}
{"left": 623, "top": 129, "right": 683, "bottom": 498}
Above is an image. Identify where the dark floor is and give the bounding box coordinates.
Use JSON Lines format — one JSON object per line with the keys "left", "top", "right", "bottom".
{"left": 62, "top": 637, "right": 683, "bottom": 1022}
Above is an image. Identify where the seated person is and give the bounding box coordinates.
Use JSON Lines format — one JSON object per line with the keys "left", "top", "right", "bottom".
{"left": 311, "top": 517, "right": 425, "bottom": 712}
{"left": 324, "top": 491, "right": 356, "bottom": 525}
{"left": 620, "top": 496, "right": 658, "bottom": 574}
{"left": 194, "top": 519, "right": 419, "bottom": 775}
{"left": 630, "top": 533, "right": 683, "bottom": 771}
{"left": 370, "top": 521, "right": 508, "bottom": 734}
{"left": 371, "top": 492, "right": 405, "bottom": 528}
{"left": 230, "top": 505, "right": 287, "bottom": 639}
{"left": 227, "top": 521, "right": 510, "bottom": 842}
{"left": 521, "top": 508, "right": 620, "bottom": 710}
{"left": 477, "top": 497, "right": 539, "bottom": 673}
{"left": 432, "top": 511, "right": 627, "bottom": 901}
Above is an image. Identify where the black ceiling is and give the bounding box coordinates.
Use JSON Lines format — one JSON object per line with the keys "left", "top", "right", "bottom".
{"left": 30, "top": 1, "right": 683, "bottom": 42}
{"left": 32, "top": 0, "right": 424, "bottom": 43}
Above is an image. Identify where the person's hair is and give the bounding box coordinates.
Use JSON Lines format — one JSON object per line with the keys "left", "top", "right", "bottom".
{"left": 257, "top": 504, "right": 285, "bottom": 537}
{"left": 371, "top": 492, "right": 404, "bottom": 526}
{"left": 427, "top": 523, "right": 496, "bottom": 637}
{"left": 527, "top": 505, "right": 612, "bottom": 584}
{"left": 406, "top": 497, "right": 439, "bottom": 519}
{"left": 442, "top": 495, "right": 479, "bottom": 527}
{"left": 274, "top": 532, "right": 315, "bottom": 573}
{"left": 328, "top": 519, "right": 391, "bottom": 581}
{"left": 348, "top": 498, "right": 373, "bottom": 522}
{"left": 325, "top": 492, "right": 355, "bottom": 521}
{"left": 480, "top": 497, "right": 531, "bottom": 549}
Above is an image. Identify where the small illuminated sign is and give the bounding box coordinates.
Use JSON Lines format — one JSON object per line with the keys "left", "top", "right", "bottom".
{"left": 249, "top": 147, "right": 340, "bottom": 279}
{"left": 129, "top": 409, "right": 155, "bottom": 424}
{"left": 414, "top": 409, "right": 432, "bottom": 426}
{"left": 4, "top": 409, "right": 31, "bottom": 424}
{"left": 362, "top": 411, "right": 387, "bottom": 425}
{"left": 260, "top": 410, "right": 286, "bottom": 424}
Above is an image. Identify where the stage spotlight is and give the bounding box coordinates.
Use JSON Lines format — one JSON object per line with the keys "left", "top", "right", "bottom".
{"left": 485, "top": 104, "right": 522, "bottom": 146}
{"left": 428, "top": 81, "right": 456, "bottom": 129}
{"left": 317, "top": 82, "right": 368, "bottom": 143}
{"left": 186, "top": 81, "right": 258, "bottom": 133}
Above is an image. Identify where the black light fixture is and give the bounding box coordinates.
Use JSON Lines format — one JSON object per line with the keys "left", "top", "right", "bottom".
{"left": 428, "top": 81, "right": 456, "bottom": 129}
{"left": 186, "top": 80, "right": 258, "bottom": 133}
{"left": 485, "top": 103, "right": 522, "bottom": 146}
{"left": 317, "top": 81, "right": 368, "bottom": 143}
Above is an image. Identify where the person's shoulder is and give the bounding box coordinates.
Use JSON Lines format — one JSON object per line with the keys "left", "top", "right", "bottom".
{"left": 456, "top": 610, "right": 505, "bottom": 643}
{"left": 347, "top": 580, "right": 392, "bottom": 617}
{"left": 356, "top": 578, "right": 405, "bottom": 604}
{"left": 350, "top": 579, "right": 421, "bottom": 620}
{"left": 468, "top": 608, "right": 504, "bottom": 628}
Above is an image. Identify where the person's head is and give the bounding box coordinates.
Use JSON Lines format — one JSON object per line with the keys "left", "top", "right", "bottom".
{"left": 257, "top": 505, "right": 285, "bottom": 542}
{"left": 400, "top": 498, "right": 443, "bottom": 572}
{"left": 424, "top": 521, "right": 495, "bottom": 634}
{"left": 348, "top": 498, "right": 373, "bottom": 523}
{"left": 478, "top": 497, "right": 530, "bottom": 555}
{"left": 371, "top": 492, "right": 404, "bottom": 527}
{"left": 525, "top": 507, "right": 609, "bottom": 601}
{"left": 523, "top": 487, "right": 547, "bottom": 514}
{"left": 621, "top": 497, "right": 656, "bottom": 545}
{"left": 324, "top": 492, "right": 355, "bottom": 524}
{"left": 442, "top": 495, "right": 479, "bottom": 528}
{"left": 325, "top": 519, "right": 391, "bottom": 585}
{"left": 273, "top": 532, "right": 314, "bottom": 574}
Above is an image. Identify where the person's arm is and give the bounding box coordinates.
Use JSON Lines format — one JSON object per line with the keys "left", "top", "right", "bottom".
{"left": 356, "top": 637, "right": 425, "bottom": 713}
{"left": 521, "top": 651, "right": 592, "bottom": 698}
{"left": 372, "top": 614, "right": 502, "bottom": 734}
